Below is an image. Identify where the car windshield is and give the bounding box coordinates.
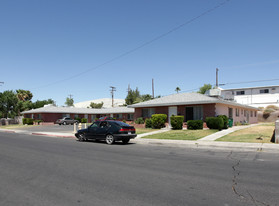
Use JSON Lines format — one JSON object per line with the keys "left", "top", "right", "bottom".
{"left": 113, "top": 121, "right": 131, "bottom": 127}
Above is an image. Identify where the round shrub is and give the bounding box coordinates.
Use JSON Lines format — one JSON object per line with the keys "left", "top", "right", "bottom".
{"left": 206, "top": 117, "right": 224, "bottom": 130}
{"left": 217, "top": 115, "right": 228, "bottom": 129}
{"left": 170, "top": 115, "right": 184, "bottom": 130}
{"left": 151, "top": 114, "right": 167, "bottom": 129}
{"left": 81, "top": 118, "right": 88, "bottom": 123}
{"left": 145, "top": 118, "right": 152, "bottom": 128}
{"left": 135, "top": 117, "right": 144, "bottom": 124}
{"left": 187, "top": 120, "right": 203, "bottom": 130}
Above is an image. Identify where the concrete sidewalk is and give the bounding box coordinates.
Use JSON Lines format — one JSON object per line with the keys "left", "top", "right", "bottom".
{"left": 198, "top": 124, "right": 259, "bottom": 141}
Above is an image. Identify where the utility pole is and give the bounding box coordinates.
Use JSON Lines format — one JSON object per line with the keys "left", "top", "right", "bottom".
{"left": 110, "top": 86, "right": 116, "bottom": 107}
{"left": 152, "top": 78, "right": 154, "bottom": 98}
{"left": 216, "top": 68, "right": 219, "bottom": 88}
{"left": 68, "top": 94, "right": 73, "bottom": 99}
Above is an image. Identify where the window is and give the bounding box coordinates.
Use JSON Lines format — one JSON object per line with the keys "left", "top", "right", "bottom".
{"left": 236, "top": 91, "right": 245, "bottom": 95}
{"left": 142, "top": 108, "right": 155, "bottom": 118}
{"left": 241, "top": 109, "right": 243, "bottom": 115}
{"left": 116, "top": 114, "right": 123, "bottom": 119}
{"left": 228, "top": 108, "right": 233, "bottom": 119}
{"left": 235, "top": 108, "right": 239, "bottom": 117}
{"left": 74, "top": 114, "right": 79, "bottom": 118}
{"left": 250, "top": 111, "right": 253, "bottom": 117}
{"left": 254, "top": 111, "right": 257, "bottom": 117}
{"left": 127, "top": 113, "right": 134, "bottom": 120}
{"left": 260, "top": 89, "right": 269, "bottom": 94}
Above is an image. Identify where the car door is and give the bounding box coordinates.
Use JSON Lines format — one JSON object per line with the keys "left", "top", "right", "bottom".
{"left": 95, "top": 121, "right": 110, "bottom": 140}
{"left": 87, "top": 122, "right": 100, "bottom": 139}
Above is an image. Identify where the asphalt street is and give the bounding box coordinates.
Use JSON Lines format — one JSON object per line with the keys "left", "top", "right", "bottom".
{"left": 1, "top": 132, "right": 279, "bottom": 206}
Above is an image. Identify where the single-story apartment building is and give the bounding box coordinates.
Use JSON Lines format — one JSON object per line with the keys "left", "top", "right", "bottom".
{"left": 21, "top": 105, "right": 134, "bottom": 123}
{"left": 128, "top": 92, "right": 259, "bottom": 125}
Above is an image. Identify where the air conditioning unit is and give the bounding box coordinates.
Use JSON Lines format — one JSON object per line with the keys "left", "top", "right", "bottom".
{"left": 207, "top": 89, "right": 221, "bottom": 97}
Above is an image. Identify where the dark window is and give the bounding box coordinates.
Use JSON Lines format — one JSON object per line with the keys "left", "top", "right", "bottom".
{"left": 260, "top": 89, "right": 269, "bottom": 94}
{"left": 113, "top": 121, "right": 131, "bottom": 127}
{"left": 185, "top": 106, "right": 203, "bottom": 121}
{"left": 228, "top": 108, "right": 233, "bottom": 119}
{"left": 236, "top": 91, "right": 245, "bottom": 95}
{"left": 142, "top": 108, "right": 155, "bottom": 118}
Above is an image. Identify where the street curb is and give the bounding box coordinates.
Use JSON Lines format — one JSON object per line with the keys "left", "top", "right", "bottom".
{"left": 31, "top": 132, "right": 75, "bottom": 138}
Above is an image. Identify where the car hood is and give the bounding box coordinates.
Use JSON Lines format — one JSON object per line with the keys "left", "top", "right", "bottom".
{"left": 77, "top": 128, "right": 88, "bottom": 133}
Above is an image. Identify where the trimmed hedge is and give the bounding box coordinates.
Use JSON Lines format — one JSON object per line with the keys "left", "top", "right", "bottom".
{"left": 187, "top": 120, "right": 203, "bottom": 130}
{"left": 218, "top": 115, "right": 228, "bottom": 129}
{"left": 170, "top": 115, "right": 184, "bottom": 130}
{"left": 74, "top": 117, "right": 81, "bottom": 123}
{"left": 206, "top": 117, "right": 224, "bottom": 130}
{"left": 81, "top": 118, "right": 88, "bottom": 123}
{"left": 151, "top": 114, "right": 167, "bottom": 129}
{"left": 145, "top": 118, "right": 152, "bottom": 128}
{"left": 22, "top": 118, "right": 34, "bottom": 125}
{"left": 135, "top": 117, "right": 144, "bottom": 124}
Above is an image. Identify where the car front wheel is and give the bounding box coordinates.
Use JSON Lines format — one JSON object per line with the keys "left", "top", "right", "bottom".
{"left": 78, "top": 133, "right": 87, "bottom": 142}
{"left": 63, "top": 122, "right": 67, "bottom": 125}
{"left": 105, "top": 134, "right": 115, "bottom": 145}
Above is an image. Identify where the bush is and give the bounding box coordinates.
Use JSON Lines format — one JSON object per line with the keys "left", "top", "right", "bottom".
{"left": 218, "top": 115, "right": 229, "bottom": 129}
{"left": 122, "top": 119, "right": 126, "bottom": 123}
{"left": 145, "top": 118, "right": 152, "bottom": 128}
{"left": 170, "top": 115, "right": 184, "bottom": 130}
{"left": 23, "top": 118, "right": 34, "bottom": 125}
{"left": 206, "top": 117, "right": 224, "bottom": 130}
{"left": 151, "top": 114, "right": 167, "bottom": 129}
{"left": 74, "top": 117, "right": 81, "bottom": 123}
{"left": 187, "top": 120, "right": 203, "bottom": 130}
{"left": 81, "top": 118, "right": 87, "bottom": 123}
{"left": 135, "top": 117, "right": 144, "bottom": 124}
{"left": 34, "top": 120, "right": 43, "bottom": 125}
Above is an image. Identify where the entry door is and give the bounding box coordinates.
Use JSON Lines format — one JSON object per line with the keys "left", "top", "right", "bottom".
{"left": 168, "top": 106, "right": 177, "bottom": 126}
{"left": 185, "top": 107, "right": 194, "bottom": 121}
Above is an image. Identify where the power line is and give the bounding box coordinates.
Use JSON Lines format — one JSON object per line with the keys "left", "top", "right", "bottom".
{"left": 31, "top": 0, "right": 231, "bottom": 90}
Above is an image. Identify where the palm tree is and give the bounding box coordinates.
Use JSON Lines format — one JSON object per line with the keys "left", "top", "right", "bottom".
{"left": 175, "top": 87, "right": 181, "bottom": 93}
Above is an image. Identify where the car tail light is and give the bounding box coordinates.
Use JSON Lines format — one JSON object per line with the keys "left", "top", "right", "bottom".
{"left": 119, "top": 128, "right": 135, "bottom": 132}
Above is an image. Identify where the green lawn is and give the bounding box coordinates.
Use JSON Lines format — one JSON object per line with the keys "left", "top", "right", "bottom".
{"left": 142, "top": 129, "right": 218, "bottom": 140}
{"left": 136, "top": 128, "right": 159, "bottom": 135}
{"left": 216, "top": 123, "right": 275, "bottom": 143}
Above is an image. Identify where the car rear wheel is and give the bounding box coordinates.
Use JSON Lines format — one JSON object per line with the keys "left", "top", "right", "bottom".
{"left": 78, "top": 133, "right": 87, "bottom": 142}
{"left": 122, "top": 138, "right": 130, "bottom": 144}
{"left": 105, "top": 134, "right": 115, "bottom": 145}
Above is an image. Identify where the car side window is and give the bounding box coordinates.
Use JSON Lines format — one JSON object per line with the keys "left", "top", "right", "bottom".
{"left": 100, "top": 121, "right": 108, "bottom": 128}
{"left": 90, "top": 122, "right": 99, "bottom": 128}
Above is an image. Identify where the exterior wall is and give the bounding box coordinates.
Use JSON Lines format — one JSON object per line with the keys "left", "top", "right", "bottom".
{"left": 135, "top": 104, "right": 215, "bottom": 122}
{"left": 221, "top": 86, "right": 279, "bottom": 107}
{"left": 215, "top": 103, "right": 258, "bottom": 124}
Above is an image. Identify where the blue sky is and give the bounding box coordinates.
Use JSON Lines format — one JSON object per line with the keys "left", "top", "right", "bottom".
{"left": 1, "top": 0, "right": 279, "bottom": 106}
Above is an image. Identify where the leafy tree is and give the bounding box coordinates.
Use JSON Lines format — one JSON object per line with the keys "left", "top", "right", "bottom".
{"left": 65, "top": 97, "right": 74, "bottom": 106}
{"left": 125, "top": 88, "right": 141, "bottom": 105}
{"left": 32, "top": 99, "right": 55, "bottom": 109}
{"left": 198, "top": 84, "right": 212, "bottom": 94}
{"left": 90, "top": 102, "right": 104, "bottom": 109}
{"left": 0, "top": 90, "right": 18, "bottom": 118}
{"left": 141, "top": 94, "right": 153, "bottom": 102}
{"left": 175, "top": 87, "right": 181, "bottom": 93}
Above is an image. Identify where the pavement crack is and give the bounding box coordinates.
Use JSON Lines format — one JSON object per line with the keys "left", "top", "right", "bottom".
{"left": 228, "top": 151, "right": 270, "bottom": 206}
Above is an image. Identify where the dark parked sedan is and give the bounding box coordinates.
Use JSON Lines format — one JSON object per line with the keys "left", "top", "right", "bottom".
{"left": 75, "top": 120, "right": 137, "bottom": 144}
